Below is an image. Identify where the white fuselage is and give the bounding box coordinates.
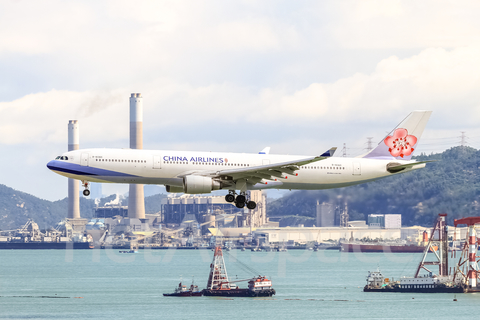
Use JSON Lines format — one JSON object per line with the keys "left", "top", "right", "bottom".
{"left": 47, "top": 148, "right": 425, "bottom": 192}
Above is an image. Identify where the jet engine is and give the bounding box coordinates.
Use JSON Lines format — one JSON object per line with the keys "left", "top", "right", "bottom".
{"left": 183, "top": 175, "right": 221, "bottom": 194}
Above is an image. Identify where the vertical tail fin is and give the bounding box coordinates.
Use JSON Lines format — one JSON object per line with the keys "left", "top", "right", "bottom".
{"left": 362, "top": 110, "right": 432, "bottom": 160}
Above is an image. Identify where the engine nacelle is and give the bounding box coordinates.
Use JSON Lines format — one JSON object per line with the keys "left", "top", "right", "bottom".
{"left": 183, "top": 175, "right": 221, "bottom": 194}
{"left": 166, "top": 185, "right": 184, "bottom": 193}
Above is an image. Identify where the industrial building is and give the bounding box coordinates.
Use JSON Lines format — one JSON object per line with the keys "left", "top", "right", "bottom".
{"left": 161, "top": 190, "right": 267, "bottom": 232}
{"left": 368, "top": 214, "right": 402, "bottom": 228}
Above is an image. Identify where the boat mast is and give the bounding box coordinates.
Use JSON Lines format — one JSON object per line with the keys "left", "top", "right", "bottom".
{"left": 206, "top": 245, "right": 229, "bottom": 289}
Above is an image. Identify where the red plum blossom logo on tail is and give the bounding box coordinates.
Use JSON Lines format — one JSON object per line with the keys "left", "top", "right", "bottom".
{"left": 384, "top": 128, "right": 417, "bottom": 158}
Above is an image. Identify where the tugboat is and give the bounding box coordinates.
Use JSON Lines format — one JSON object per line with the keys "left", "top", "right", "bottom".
{"left": 163, "top": 280, "right": 203, "bottom": 297}
{"left": 202, "top": 246, "right": 276, "bottom": 297}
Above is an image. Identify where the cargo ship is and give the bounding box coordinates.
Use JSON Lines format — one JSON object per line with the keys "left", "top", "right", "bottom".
{"left": 201, "top": 246, "right": 276, "bottom": 297}
{"left": 341, "top": 241, "right": 425, "bottom": 253}
{"left": 363, "top": 214, "right": 480, "bottom": 293}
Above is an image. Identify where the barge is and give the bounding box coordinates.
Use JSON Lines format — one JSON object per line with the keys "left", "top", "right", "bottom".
{"left": 202, "top": 246, "right": 275, "bottom": 297}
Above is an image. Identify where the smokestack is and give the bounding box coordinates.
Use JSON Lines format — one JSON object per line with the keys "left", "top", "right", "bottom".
{"left": 128, "top": 93, "right": 146, "bottom": 219}
{"left": 68, "top": 120, "right": 80, "bottom": 219}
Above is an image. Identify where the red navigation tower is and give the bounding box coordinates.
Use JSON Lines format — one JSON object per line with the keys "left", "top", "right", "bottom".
{"left": 454, "top": 216, "right": 480, "bottom": 288}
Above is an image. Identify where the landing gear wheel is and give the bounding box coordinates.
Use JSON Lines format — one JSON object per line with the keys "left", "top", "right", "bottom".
{"left": 236, "top": 194, "right": 246, "bottom": 203}
{"left": 225, "top": 194, "right": 235, "bottom": 203}
{"left": 235, "top": 201, "right": 245, "bottom": 209}
{"left": 246, "top": 201, "right": 256, "bottom": 210}
{"left": 82, "top": 181, "right": 90, "bottom": 197}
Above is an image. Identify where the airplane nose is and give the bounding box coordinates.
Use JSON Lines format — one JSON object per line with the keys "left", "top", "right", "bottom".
{"left": 46, "top": 160, "right": 56, "bottom": 171}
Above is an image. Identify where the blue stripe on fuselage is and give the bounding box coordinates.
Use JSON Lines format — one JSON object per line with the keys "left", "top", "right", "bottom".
{"left": 46, "top": 160, "right": 137, "bottom": 177}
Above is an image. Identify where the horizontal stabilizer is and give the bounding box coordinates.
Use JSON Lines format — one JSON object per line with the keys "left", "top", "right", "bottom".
{"left": 386, "top": 160, "right": 435, "bottom": 173}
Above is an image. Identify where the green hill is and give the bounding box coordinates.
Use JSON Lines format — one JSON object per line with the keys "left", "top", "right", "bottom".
{"left": 268, "top": 146, "right": 480, "bottom": 226}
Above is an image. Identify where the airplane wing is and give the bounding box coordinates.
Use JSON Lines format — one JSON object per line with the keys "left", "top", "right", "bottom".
{"left": 178, "top": 147, "right": 336, "bottom": 185}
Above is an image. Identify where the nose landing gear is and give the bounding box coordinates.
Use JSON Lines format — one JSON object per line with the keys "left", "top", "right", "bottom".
{"left": 82, "top": 181, "right": 90, "bottom": 197}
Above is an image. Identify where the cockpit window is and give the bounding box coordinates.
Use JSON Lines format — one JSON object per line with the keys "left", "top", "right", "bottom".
{"left": 55, "top": 156, "right": 68, "bottom": 161}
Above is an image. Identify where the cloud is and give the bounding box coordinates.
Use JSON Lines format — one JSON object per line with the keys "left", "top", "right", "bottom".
{"left": 2, "top": 45, "right": 480, "bottom": 148}
{"left": 330, "top": 0, "right": 480, "bottom": 49}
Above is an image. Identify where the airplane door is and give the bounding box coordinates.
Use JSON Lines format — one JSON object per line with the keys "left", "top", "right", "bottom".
{"left": 81, "top": 153, "right": 89, "bottom": 167}
{"left": 153, "top": 155, "right": 161, "bottom": 169}
{"left": 353, "top": 162, "right": 361, "bottom": 175}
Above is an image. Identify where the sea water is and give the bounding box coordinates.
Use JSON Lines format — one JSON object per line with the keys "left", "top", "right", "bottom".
{"left": 0, "top": 249, "right": 478, "bottom": 320}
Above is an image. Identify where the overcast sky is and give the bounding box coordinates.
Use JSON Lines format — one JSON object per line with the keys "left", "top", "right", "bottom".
{"left": 1, "top": 0, "right": 480, "bottom": 201}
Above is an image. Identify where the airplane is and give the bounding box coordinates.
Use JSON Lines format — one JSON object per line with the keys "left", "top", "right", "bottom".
{"left": 47, "top": 110, "right": 432, "bottom": 210}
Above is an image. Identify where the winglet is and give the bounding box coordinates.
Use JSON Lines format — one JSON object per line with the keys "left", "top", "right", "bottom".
{"left": 259, "top": 147, "right": 271, "bottom": 154}
{"left": 320, "top": 147, "right": 337, "bottom": 157}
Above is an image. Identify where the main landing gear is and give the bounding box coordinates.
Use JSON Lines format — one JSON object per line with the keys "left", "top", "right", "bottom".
{"left": 225, "top": 191, "right": 256, "bottom": 210}
{"left": 82, "top": 181, "right": 90, "bottom": 197}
